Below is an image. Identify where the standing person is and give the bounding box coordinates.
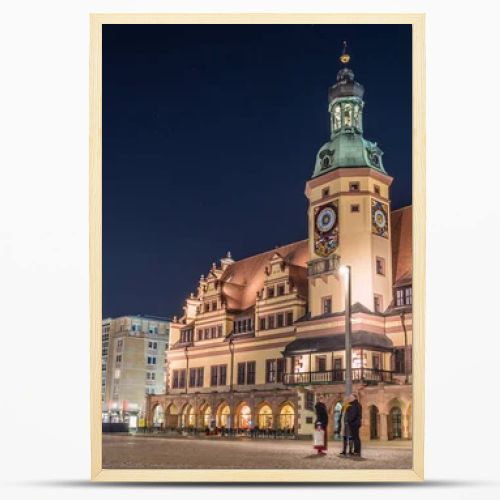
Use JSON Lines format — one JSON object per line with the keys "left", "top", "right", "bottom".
{"left": 346, "top": 393, "right": 362, "bottom": 456}
{"left": 313, "top": 395, "right": 329, "bottom": 455}
{"left": 337, "top": 398, "right": 354, "bottom": 456}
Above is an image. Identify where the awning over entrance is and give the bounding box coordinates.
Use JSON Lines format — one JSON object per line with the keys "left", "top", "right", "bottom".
{"left": 283, "top": 331, "right": 393, "bottom": 355}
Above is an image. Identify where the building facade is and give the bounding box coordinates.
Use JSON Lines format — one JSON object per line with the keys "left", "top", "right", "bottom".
{"left": 147, "top": 54, "right": 413, "bottom": 441}
{"left": 102, "top": 315, "right": 170, "bottom": 427}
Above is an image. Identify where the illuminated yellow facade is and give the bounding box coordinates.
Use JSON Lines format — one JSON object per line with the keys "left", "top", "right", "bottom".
{"left": 148, "top": 60, "right": 413, "bottom": 441}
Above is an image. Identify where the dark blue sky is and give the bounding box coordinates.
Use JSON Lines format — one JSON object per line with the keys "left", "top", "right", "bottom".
{"left": 103, "top": 24, "right": 412, "bottom": 318}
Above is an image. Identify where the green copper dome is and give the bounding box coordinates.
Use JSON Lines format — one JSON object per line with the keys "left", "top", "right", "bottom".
{"left": 311, "top": 58, "right": 386, "bottom": 178}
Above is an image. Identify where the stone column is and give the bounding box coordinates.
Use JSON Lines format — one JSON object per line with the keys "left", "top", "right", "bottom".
{"left": 379, "top": 413, "right": 389, "bottom": 441}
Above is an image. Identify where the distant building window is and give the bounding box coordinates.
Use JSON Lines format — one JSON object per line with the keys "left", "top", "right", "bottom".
{"left": 149, "top": 325, "right": 158, "bottom": 334}
{"left": 322, "top": 187, "right": 330, "bottom": 198}
{"left": 148, "top": 341, "right": 158, "bottom": 349}
{"left": 322, "top": 296, "right": 332, "bottom": 314}
{"left": 147, "top": 356, "right": 157, "bottom": 365}
{"left": 115, "top": 354, "right": 122, "bottom": 363}
{"left": 351, "top": 204, "right": 360, "bottom": 213}
{"left": 117, "top": 340, "right": 123, "bottom": 349}
{"left": 132, "top": 324, "right": 141, "bottom": 332}
{"left": 286, "top": 311, "right": 294, "bottom": 326}
{"left": 267, "top": 286, "right": 275, "bottom": 298}
{"left": 146, "top": 371, "right": 156, "bottom": 381}
{"left": 277, "top": 284, "right": 285, "bottom": 296}
{"left": 349, "top": 182, "right": 360, "bottom": 192}
{"left": 374, "top": 294, "right": 383, "bottom": 313}
{"left": 376, "top": 257, "right": 386, "bottom": 276}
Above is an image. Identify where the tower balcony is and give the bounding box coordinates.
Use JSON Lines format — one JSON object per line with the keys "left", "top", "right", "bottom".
{"left": 283, "top": 367, "right": 393, "bottom": 386}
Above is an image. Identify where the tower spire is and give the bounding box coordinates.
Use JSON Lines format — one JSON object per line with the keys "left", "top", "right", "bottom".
{"left": 339, "top": 40, "right": 350, "bottom": 65}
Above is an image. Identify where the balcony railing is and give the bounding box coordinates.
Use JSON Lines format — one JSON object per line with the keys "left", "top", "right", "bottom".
{"left": 283, "top": 368, "right": 393, "bottom": 385}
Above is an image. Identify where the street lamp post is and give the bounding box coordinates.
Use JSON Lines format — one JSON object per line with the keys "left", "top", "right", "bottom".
{"left": 341, "top": 265, "right": 353, "bottom": 397}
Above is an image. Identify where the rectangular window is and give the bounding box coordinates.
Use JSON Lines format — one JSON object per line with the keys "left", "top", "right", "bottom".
{"left": 376, "top": 256, "right": 386, "bottom": 276}
{"left": 259, "top": 317, "right": 266, "bottom": 330}
{"left": 305, "top": 391, "right": 314, "bottom": 411}
{"left": 396, "top": 288, "right": 404, "bottom": 306}
{"left": 322, "top": 187, "right": 330, "bottom": 198}
{"left": 212, "top": 300, "right": 217, "bottom": 311}
{"left": 237, "top": 363, "right": 246, "bottom": 385}
{"left": 322, "top": 296, "right": 332, "bottom": 314}
{"left": 394, "top": 348, "right": 405, "bottom": 374}
{"left": 316, "top": 356, "right": 327, "bottom": 372}
{"left": 246, "top": 361, "right": 256, "bottom": 385}
{"left": 405, "top": 287, "right": 413, "bottom": 305}
{"left": 266, "top": 359, "right": 285, "bottom": 383}
{"left": 210, "top": 366, "right": 218, "bottom": 386}
{"left": 172, "top": 369, "right": 186, "bottom": 389}
{"left": 217, "top": 325, "right": 223, "bottom": 337}
{"left": 276, "top": 358, "right": 285, "bottom": 383}
{"left": 211, "top": 327, "right": 216, "bottom": 338}
{"left": 204, "top": 303, "right": 210, "bottom": 313}
{"left": 374, "top": 184, "right": 381, "bottom": 195}
{"left": 117, "top": 340, "right": 123, "bottom": 349}
{"left": 268, "top": 315, "right": 275, "bottom": 329}
{"left": 204, "top": 329, "right": 210, "bottom": 340}
{"left": 267, "top": 286, "right": 275, "bottom": 298}
{"left": 189, "top": 367, "right": 204, "bottom": 387}
{"left": 286, "top": 311, "right": 293, "bottom": 326}
{"left": 277, "top": 313, "right": 284, "bottom": 328}
{"left": 197, "top": 329, "right": 203, "bottom": 341}
{"left": 219, "top": 365, "right": 227, "bottom": 386}
{"left": 277, "top": 284, "right": 285, "bottom": 296}
{"left": 374, "top": 294, "right": 383, "bottom": 313}
{"left": 149, "top": 325, "right": 158, "bottom": 334}
{"left": 115, "top": 354, "right": 122, "bottom": 363}
{"left": 349, "top": 182, "right": 360, "bottom": 192}
{"left": 247, "top": 318, "right": 252, "bottom": 332}
{"left": 351, "top": 204, "right": 360, "bottom": 213}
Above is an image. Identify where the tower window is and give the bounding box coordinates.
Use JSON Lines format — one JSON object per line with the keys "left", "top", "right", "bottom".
{"left": 343, "top": 103, "right": 353, "bottom": 127}
{"left": 322, "top": 296, "right": 332, "bottom": 314}
{"left": 374, "top": 184, "right": 381, "bottom": 195}
{"left": 374, "top": 294, "right": 383, "bottom": 313}
{"left": 349, "top": 182, "right": 360, "bottom": 192}
{"left": 321, "top": 157, "right": 330, "bottom": 170}
{"left": 376, "top": 257, "right": 386, "bottom": 276}
{"left": 334, "top": 104, "right": 341, "bottom": 130}
{"left": 322, "top": 187, "right": 330, "bottom": 198}
{"left": 351, "top": 204, "right": 360, "bottom": 213}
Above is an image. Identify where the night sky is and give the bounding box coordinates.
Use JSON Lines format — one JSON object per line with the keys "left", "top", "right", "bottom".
{"left": 103, "top": 24, "right": 412, "bottom": 319}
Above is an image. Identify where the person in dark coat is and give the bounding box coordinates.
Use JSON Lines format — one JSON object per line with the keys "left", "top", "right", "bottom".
{"left": 314, "top": 396, "right": 329, "bottom": 455}
{"left": 336, "top": 398, "right": 354, "bottom": 456}
{"left": 345, "top": 393, "right": 362, "bottom": 456}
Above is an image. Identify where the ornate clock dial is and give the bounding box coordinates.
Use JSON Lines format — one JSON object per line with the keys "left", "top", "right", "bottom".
{"left": 316, "top": 207, "right": 336, "bottom": 232}
{"left": 374, "top": 209, "right": 386, "bottom": 229}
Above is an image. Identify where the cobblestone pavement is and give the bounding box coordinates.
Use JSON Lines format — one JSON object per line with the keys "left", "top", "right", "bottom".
{"left": 103, "top": 434, "right": 412, "bottom": 469}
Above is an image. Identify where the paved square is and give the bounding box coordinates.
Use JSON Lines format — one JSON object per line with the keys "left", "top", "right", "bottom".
{"left": 102, "top": 434, "right": 412, "bottom": 469}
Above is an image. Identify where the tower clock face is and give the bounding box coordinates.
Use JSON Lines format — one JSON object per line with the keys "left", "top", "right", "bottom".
{"left": 313, "top": 202, "right": 339, "bottom": 257}
{"left": 371, "top": 200, "right": 389, "bottom": 238}
{"left": 374, "top": 209, "right": 386, "bottom": 229}
{"left": 316, "top": 207, "right": 336, "bottom": 233}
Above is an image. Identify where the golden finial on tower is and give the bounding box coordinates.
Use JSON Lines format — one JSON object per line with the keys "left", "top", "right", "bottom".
{"left": 339, "top": 41, "right": 350, "bottom": 64}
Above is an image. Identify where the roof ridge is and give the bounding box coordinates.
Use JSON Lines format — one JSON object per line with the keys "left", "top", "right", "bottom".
{"left": 229, "top": 239, "right": 308, "bottom": 265}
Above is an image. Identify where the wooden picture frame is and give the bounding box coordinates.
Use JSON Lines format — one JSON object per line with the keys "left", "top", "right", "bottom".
{"left": 90, "top": 12, "right": 425, "bottom": 482}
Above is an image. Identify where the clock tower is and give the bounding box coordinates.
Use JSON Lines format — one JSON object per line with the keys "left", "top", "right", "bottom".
{"left": 305, "top": 43, "right": 394, "bottom": 316}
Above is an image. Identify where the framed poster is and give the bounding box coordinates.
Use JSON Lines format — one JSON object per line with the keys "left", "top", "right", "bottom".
{"left": 90, "top": 13, "right": 425, "bottom": 482}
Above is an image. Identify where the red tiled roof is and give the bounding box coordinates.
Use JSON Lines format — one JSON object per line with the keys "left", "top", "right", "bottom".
{"left": 391, "top": 205, "right": 412, "bottom": 286}
{"left": 221, "top": 240, "right": 309, "bottom": 310}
